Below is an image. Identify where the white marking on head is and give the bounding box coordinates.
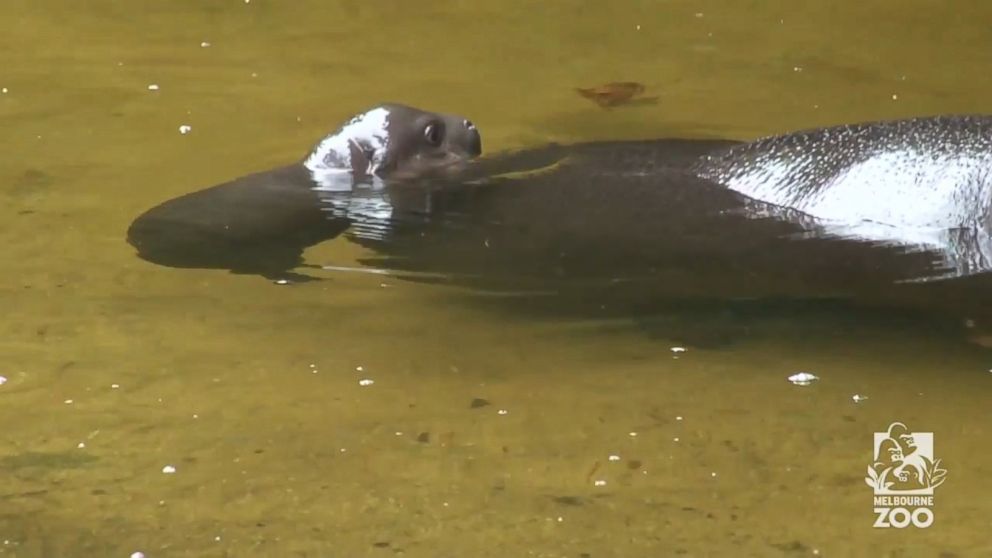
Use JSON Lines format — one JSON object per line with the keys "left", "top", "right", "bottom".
{"left": 304, "top": 107, "right": 391, "bottom": 191}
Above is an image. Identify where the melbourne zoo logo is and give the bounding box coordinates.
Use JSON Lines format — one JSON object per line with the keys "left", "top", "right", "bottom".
{"left": 866, "top": 422, "right": 947, "bottom": 528}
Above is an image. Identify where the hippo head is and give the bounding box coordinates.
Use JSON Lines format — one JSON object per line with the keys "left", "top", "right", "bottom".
{"left": 303, "top": 103, "right": 482, "bottom": 190}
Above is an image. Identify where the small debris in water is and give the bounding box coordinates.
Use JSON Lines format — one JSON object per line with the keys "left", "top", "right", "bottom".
{"left": 676, "top": 415, "right": 683, "bottom": 421}
{"left": 628, "top": 431, "right": 638, "bottom": 437}
{"left": 497, "top": 409, "right": 509, "bottom": 415}
{"left": 178, "top": 124, "right": 192, "bottom": 135}
{"left": 670, "top": 347, "right": 687, "bottom": 353}
{"left": 394, "top": 431, "right": 403, "bottom": 436}
{"left": 852, "top": 394, "right": 868, "bottom": 403}
{"left": 1, "top": 87, "right": 8, "bottom": 94}
{"left": 200, "top": 41, "right": 211, "bottom": 48}
{"left": 356, "top": 365, "right": 364, "bottom": 372}
{"left": 575, "top": 81, "right": 653, "bottom": 108}
{"left": 0, "top": 375, "right": 7, "bottom": 386}
{"left": 111, "top": 383, "right": 120, "bottom": 389}
{"left": 131, "top": 552, "right": 146, "bottom": 558}
{"left": 608, "top": 455, "right": 621, "bottom": 462}
{"left": 147, "top": 84, "right": 159, "bottom": 91}
{"left": 711, "top": 472, "right": 717, "bottom": 477}
{"left": 470, "top": 397, "right": 490, "bottom": 409}
{"left": 593, "top": 479, "right": 607, "bottom": 487}
{"left": 77, "top": 442, "right": 85, "bottom": 449}
{"left": 162, "top": 465, "right": 177, "bottom": 474}
{"left": 274, "top": 279, "right": 289, "bottom": 285}
{"left": 788, "top": 372, "right": 819, "bottom": 386}
{"left": 673, "top": 437, "right": 680, "bottom": 442}
{"left": 892, "top": 94, "right": 899, "bottom": 100}
{"left": 64, "top": 399, "right": 73, "bottom": 404}
{"left": 358, "top": 379, "right": 374, "bottom": 386}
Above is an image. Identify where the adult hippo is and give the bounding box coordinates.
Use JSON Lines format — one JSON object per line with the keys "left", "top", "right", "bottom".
{"left": 126, "top": 106, "right": 992, "bottom": 337}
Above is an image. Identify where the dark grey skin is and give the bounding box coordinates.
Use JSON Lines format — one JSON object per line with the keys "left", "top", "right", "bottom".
{"left": 127, "top": 104, "right": 482, "bottom": 280}
{"left": 127, "top": 110, "right": 992, "bottom": 341}
{"left": 347, "top": 117, "right": 992, "bottom": 339}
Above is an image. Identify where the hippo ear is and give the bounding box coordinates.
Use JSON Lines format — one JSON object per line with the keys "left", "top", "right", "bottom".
{"left": 348, "top": 140, "right": 377, "bottom": 177}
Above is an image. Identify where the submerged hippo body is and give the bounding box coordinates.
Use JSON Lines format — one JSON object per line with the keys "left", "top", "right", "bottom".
{"left": 127, "top": 107, "right": 992, "bottom": 333}
{"left": 347, "top": 115, "right": 992, "bottom": 332}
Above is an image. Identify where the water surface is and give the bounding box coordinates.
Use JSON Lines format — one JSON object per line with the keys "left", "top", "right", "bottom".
{"left": 1, "top": 1, "right": 991, "bottom": 556}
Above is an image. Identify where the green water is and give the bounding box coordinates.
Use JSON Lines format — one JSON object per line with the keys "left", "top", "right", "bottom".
{"left": 1, "top": 1, "right": 991, "bottom": 556}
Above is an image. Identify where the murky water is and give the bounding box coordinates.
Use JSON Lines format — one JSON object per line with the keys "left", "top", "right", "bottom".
{"left": 1, "top": 1, "right": 991, "bottom": 556}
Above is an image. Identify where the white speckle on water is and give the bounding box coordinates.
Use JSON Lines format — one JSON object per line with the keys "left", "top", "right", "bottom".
{"left": 635, "top": 24, "right": 641, "bottom": 30}
{"left": 251, "top": 72, "right": 258, "bottom": 78}
{"left": 497, "top": 409, "right": 509, "bottom": 415}
{"left": 711, "top": 472, "right": 717, "bottom": 477}
{"left": 162, "top": 465, "right": 177, "bottom": 474}
{"left": 593, "top": 479, "right": 607, "bottom": 487}
{"left": 793, "top": 66, "right": 803, "bottom": 72}
{"left": 147, "top": 84, "right": 159, "bottom": 91}
{"left": 358, "top": 378, "right": 374, "bottom": 386}
{"left": 340, "top": 448, "right": 347, "bottom": 453}
{"left": 788, "top": 372, "right": 819, "bottom": 386}
{"left": 356, "top": 365, "right": 364, "bottom": 372}
{"left": 214, "top": 536, "right": 221, "bottom": 542}
{"left": 852, "top": 394, "right": 868, "bottom": 403}
{"left": 694, "top": 12, "right": 704, "bottom": 18}
{"left": 1, "top": 88, "right": 7, "bottom": 94}
{"left": 192, "top": 414, "right": 199, "bottom": 419}
{"left": 892, "top": 94, "right": 898, "bottom": 100}
{"left": 628, "top": 431, "right": 638, "bottom": 437}
{"left": 0, "top": 376, "right": 7, "bottom": 386}
{"left": 200, "top": 41, "right": 211, "bottom": 48}
{"left": 64, "top": 399, "right": 73, "bottom": 404}
{"left": 77, "top": 442, "right": 85, "bottom": 449}
{"left": 111, "top": 383, "right": 120, "bottom": 389}
{"left": 557, "top": 516, "right": 564, "bottom": 522}
{"left": 178, "top": 124, "right": 192, "bottom": 135}
{"left": 670, "top": 346, "right": 687, "bottom": 353}
{"left": 131, "top": 552, "right": 146, "bottom": 558}
{"left": 395, "top": 431, "right": 403, "bottom": 436}
{"left": 673, "top": 437, "right": 680, "bottom": 442}
{"left": 608, "top": 455, "right": 620, "bottom": 462}
{"left": 676, "top": 415, "right": 683, "bottom": 421}
{"left": 274, "top": 279, "right": 289, "bottom": 285}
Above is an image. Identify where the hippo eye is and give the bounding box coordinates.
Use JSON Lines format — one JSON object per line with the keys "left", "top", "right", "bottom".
{"left": 464, "top": 119, "right": 475, "bottom": 130}
{"left": 423, "top": 122, "right": 444, "bottom": 146}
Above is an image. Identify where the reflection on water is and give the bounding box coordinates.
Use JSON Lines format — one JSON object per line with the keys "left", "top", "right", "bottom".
{"left": 1, "top": 1, "right": 991, "bottom": 556}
